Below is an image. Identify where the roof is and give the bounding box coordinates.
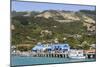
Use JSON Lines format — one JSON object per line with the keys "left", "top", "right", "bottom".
{"left": 32, "top": 43, "right": 70, "bottom": 50}
{"left": 51, "top": 44, "right": 70, "bottom": 50}
{"left": 84, "top": 49, "right": 95, "bottom": 53}
{"left": 16, "top": 44, "right": 32, "bottom": 47}
{"left": 32, "top": 44, "right": 45, "bottom": 50}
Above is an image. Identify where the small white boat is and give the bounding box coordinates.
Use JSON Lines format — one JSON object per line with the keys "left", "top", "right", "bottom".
{"left": 69, "top": 56, "right": 86, "bottom": 59}
{"left": 69, "top": 49, "right": 86, "bottom": 59}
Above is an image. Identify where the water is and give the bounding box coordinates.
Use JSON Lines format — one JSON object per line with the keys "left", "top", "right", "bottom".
{"left": 11, "top": 56, "right": 96, "bottom": 66}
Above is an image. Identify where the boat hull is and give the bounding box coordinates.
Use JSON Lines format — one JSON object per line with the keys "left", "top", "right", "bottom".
{"left": 69, "top": 56, "right": 86, "bottom": 59}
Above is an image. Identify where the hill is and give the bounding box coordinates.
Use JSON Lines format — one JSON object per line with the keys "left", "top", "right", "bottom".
{"left": 11, "top": 10, "right": 96, "bottom": 50}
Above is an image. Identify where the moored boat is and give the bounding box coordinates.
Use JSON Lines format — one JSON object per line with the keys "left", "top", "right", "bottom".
{"left": 69, "top": 56, "right": 86, "bottom": 59}
{"left": 68, "top": 49, "right": 86, "bottom": 59}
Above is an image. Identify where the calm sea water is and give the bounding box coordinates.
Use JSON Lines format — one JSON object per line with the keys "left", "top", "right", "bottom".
{"left": 11, "top": 56, "right": 96, "bottom": 66}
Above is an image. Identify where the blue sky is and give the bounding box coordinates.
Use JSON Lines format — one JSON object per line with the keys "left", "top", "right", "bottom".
{"left": 12, "top": 1, "right": 95, "bottom": 12}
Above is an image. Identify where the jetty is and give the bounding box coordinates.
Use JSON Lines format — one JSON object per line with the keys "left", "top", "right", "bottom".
{"left": 32, "top": 52, "right": 69, "bottom": 58}
{"left": 84, "top": 50, "right": 96, "bottom": 59}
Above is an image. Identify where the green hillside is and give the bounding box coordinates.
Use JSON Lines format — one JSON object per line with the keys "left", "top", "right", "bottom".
{"left": 11, "top": 10, "right": 96, "bottom": 50}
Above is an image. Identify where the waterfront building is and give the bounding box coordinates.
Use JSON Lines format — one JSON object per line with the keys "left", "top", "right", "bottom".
{"left": 32, "top": 43, "right": 70, "bottom": 53}
{"left": 84, "top": 49, "right": 96, "bottom": 59}
{"left": 32, "top": 43, "right": 70, "bottom": 58}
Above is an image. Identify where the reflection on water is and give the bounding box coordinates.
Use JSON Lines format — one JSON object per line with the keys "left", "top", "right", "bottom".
{"left": 11, "top": 56, "right": 96, "bottom": 66}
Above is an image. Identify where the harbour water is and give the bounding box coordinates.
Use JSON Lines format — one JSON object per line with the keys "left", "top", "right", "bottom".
{"left": 11, "top": 56, "right": 96, "bottom": 66}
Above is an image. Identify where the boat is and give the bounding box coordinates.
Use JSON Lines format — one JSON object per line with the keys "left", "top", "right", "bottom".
{"left": 68, "top": 49, "right": 86, "bottom": 59}
{"left": 69, "top": 56, "right": 86, "bottom": 59}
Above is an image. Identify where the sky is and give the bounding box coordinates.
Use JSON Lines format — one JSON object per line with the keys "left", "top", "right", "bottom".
{"left": 12, "top": 1, "right": 95, "bottom": 12}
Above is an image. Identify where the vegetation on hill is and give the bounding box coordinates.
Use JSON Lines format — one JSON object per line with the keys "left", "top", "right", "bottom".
{"left": 11, "top": 10, "right": 96, "bottom": 51}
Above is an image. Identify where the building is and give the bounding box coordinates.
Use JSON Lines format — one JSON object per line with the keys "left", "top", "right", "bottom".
{"left": 51, "top": 44, "right": 70, "bottom": 52}
{"left": 84, "top": 49, "right": 96, "bottom": 59}
{"left": 16, "top": 44, "right": 32, "bottom": 51}
{"left": 32, "top": 44, "right": 46, "bottom": 52}
{"left": 32, "top": 43, "right": 70, "bottom": 53}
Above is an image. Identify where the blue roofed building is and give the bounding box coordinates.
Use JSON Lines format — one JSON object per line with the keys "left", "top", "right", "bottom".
{"left": 32, "top": 44, "right": 45, "bottom": 52}
{"left": 32, "top": 43, "right": 70, "bottom": 53}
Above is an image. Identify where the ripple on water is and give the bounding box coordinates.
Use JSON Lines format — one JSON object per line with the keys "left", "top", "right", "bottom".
{"left": 11, "top": 56, "right": 96, "bottom": 66}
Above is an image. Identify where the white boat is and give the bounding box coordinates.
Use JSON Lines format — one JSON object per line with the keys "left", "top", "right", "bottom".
{"left": 68, "top": 49, "right": 86, "bottom": 59}
{"left": 69, "top": 56, "right": 86, "bottom": 59}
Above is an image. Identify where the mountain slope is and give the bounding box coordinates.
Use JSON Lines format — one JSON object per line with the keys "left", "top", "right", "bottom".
{"left": 11, "top": 10, "right": 96, "bottom": 49}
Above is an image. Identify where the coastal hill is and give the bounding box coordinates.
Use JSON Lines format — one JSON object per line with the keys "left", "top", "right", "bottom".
{"left": 11, "top": 10, "right": 96, "bottom": 50}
